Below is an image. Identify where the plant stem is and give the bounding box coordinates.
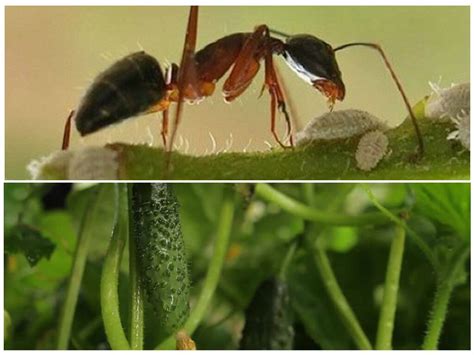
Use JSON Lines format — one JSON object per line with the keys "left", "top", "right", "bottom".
{"left": 375, "top": 225, "right": 406, "bottom": 350}
{"left": 255, "top": 183, "right": 390, "bottom": 226}
{"left": 56, "top": 186, "right": 105, "bottom": 350}
{"left": 362, "top": 185, "right": 437, "bottom": 271}
{"left": 127, "top": 184, "right": 144, "bottom": 350}
{"left": 304, "top": 228, "right": 372, "bottom": 349}
{"left": 278, "top": 238, "right": 298, "bottom": 280}
{"left": 157, "top": 187, "right": 235, "bottom": 350}
{"left": 100, "top": 184, "right": 130, "bottom": 350}
{"left": 301, "top": 185, "right": 373, "bottom": 350}
{"left": 422, "top": 244, "right": 470, "bottom": 350}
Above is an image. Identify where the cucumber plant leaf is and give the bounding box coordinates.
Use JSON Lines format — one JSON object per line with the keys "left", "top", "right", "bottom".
{"left": 5, "top": 224, "right": 56, "bottom": 266}
{"left": 411, "top": 184, "right": 470, "bottom": 241}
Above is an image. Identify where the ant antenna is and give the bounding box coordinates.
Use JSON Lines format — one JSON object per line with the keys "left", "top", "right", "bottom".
{"left": 334, "top": 42, "right": 424, "bottom": 157}
{"left": 269, "top": 28, "right": 291, "bottom": 39}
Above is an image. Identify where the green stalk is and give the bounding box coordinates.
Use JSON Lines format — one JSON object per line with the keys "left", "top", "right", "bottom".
{"left": 56, "top": 185, "right": 105, "bottom": 350}
{"left": 127, "top": 184, "right": 144, "bottom": 350}
{"left": 100, "top": 184, "right": 130, "bottom": 350}
{"left": 278, "top": 239, "right": 298, "bottom": 280}
{"left": 362, "top": 185, "right": 436, "bottom": 268}
{"left": 422, "top": 244, "right": 470, "bottom": 350}
{"left": 256, "top": 183, "right": 389, "bottom": 226}
{"left": 301, "top": 185, "right": 372, "bottom": 350}
{"left": 375, "top": 225, "right": 406, "bottom": 350}
{"left": 157, "top": 187, "right": 235, "bottom": 350}
{"left": 304, "top": 225, "right": 372, "bottom": 350}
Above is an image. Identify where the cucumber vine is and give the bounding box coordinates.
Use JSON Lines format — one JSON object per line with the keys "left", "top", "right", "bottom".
{"left": 4, "top": 183, "right": 469, "bottom": 350}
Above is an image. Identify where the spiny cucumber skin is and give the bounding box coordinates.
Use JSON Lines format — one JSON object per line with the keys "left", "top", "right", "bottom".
{"left": 240, "top": 277, "right": 294, "bottom": 350}
{"left": 131, "top": 183, "right": 190, "bottom": 334}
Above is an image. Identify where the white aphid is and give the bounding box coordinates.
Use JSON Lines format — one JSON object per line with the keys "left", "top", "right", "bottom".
{"left": 295, "top": 109, "right": 388, "bottom": 146}
{"left": 447, "top": 112, "right": 470, "bottom": 150}
{"left": 296, "top": 109, "right": 390, "bottom": 171}
{"left": 68, "top": 147, "right": 119, "bottom": 180}
{"left": 28, "top": 150, "right": 73, "bottom": 180}
{"left": 356, "top": 130, "right": 389, "bottom": 171}
{"left": 425, "top": 82, "right": 470, "bottom": 121}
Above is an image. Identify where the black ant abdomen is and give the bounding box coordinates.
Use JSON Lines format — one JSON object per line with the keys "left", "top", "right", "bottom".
{"left": 75, "top": 51, "right": 167, "bottom": 136}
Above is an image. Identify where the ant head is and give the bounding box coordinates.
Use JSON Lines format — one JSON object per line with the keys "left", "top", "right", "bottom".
{"left": 282, "top": 34, "right": 345, "bottom": 105}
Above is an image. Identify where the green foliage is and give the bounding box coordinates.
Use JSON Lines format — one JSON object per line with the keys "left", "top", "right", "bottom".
{"left": 5, "top": 224, "right": 55, "bottom": 266}
{"left": 3, "top": 183, "right": 470, "bottom": 350}
{"left": 412, "top": 184, "right": 470, "bottom": 242}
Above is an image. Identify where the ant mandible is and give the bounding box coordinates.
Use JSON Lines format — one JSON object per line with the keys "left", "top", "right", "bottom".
{"left": 62, "top": 6, "right": 424, "bottom": 159}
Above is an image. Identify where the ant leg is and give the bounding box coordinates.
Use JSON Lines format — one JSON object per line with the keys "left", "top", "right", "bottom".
{"left": 61, "top": 109, "right": 75, "bottom": 150}
{"left": 222, "top": 26, "right": 266, "bottom": 101}
{"left": 264, "top": 52, "right": 293, "bottom": 148}
{"left": 334, "top": 42, "right": 424, "bottom": 157}
{"left": 268, "top": 88, "right": 287, "bottom": 148}
{"left": 222, "top": 25, "right": 293, "bottom": 147}
{"left": 161, "top": 109, "right": 169, "bottom": 148}
{"left": 167, "top": 6, "right": 199, "bottom": 155}
{"left": 274, "top": 63, "right": 302, "bottom": 133}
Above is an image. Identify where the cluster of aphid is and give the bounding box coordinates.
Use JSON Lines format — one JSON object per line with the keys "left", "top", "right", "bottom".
{"left": 295, "top": 109, "right": 390, "bottom": 171}
{"left": 425, "top": 82, "right": 470, "bottom": 150}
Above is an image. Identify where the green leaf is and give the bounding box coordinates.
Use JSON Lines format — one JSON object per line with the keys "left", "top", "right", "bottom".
{"left": 5, "top": 224, "right": 56, "bottom": 266}
{"left": 412, "top": 184, "right": 470, "bottom": 241}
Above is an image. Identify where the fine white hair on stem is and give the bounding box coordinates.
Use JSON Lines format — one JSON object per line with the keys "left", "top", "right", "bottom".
{"left": 243, "top": 139, "right": 253, "bottom": 153}
{"left": 136, "top": 41, "right": 144, "bottom": 51}
{"left": 263, "top": 140, "right": 273, "bottom": 151}
{"left": 146, "top": 127, "right": 154, "bottom": 147}
{"left": 174, "top": 135, "right": 184, "bottom": 151}
{"left": 208, "top": 132, "right": 217, "bottom": 154}
{"left": 100, "top": 52, "right": 114, "bottom": 62}
{"left": 222, "top": 133, "right": 234, "bottom": 153}
{"left": 184, "top": 137, "right": 190, "bottom": 154}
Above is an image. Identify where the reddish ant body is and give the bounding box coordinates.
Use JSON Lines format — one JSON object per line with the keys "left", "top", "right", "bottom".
{"left": 62, "top": 6, "right": 423, "bottom": 159}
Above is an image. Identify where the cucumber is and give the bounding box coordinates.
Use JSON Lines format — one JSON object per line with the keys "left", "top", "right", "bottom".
{"left": 130, "top": 183, "right": 190, "bottom": 334}
{"left": 239, "top": 277, "right": 294, "bottom": 350}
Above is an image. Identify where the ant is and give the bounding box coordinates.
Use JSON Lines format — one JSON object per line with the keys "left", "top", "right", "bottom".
{"left": 62, "top": 6, "right": 424, "bottom": 161}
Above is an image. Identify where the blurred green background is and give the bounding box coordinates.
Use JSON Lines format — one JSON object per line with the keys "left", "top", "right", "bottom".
{"left": 4, "top": 183, "right": 470, "bottom": 349}
{"left": 5, "top": 6, "right": 470, "bottom": 179}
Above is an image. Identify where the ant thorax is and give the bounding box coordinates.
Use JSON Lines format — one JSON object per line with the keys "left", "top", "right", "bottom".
{"left": 282, "top": 52, "right": 326, "bottom": 85}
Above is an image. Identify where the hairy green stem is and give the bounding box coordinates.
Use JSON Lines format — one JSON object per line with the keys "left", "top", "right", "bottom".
{"left": 127, "top": 184, "right": 144, "bottom": 350}
{"left": 362, "top": 185, "right": 437, "bottom": 270}
{"left": 100, "top": 185, "right": 130, "bottom": 350}
{"left": 278, "top": 238, "right": 298, "bottom": 280}
{"left": 56, "top": 186, "right": 105, "bottom": 350}
{"left": 301, "top": 185, "right": 372, "bottom": 350}
{"left": 304, "top": 227, "right": 372, "bottom": 349}
{"left": 256, "top": 183, "right": 390, "bottom": 226}
{"left": 375, "top": 225, "right": 406, "bottom": 350}
{"left": 422, "top": 244, "right": 470, "bottom": 350}
{"left": 157, "top": 188, "right": 235, "bottom": 350}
